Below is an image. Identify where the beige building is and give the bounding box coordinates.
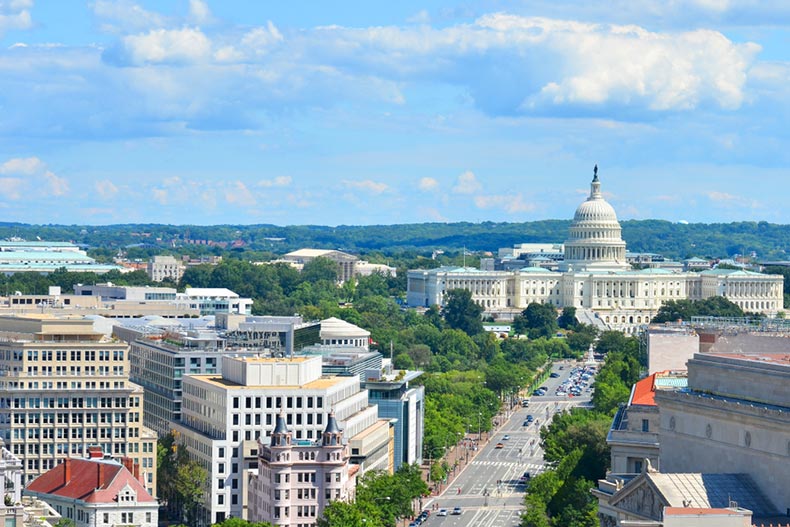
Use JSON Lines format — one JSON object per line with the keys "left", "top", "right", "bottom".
{"left": 645, "top": 325, "right": 700, "bottom": 374}
{"left": 407, "top": 172, "right": 784, "bottom": 332}
{"left": 0, "top": 315, "right": 157, "bottom": 496}
{"left": 172, "top": 355, "right": 391, "bottom": 524}
{"left": 281, "top": 249, "right": 359, "bottom": 284}
{"left": 147, "top": 255, "right": 185, "bottom": 283}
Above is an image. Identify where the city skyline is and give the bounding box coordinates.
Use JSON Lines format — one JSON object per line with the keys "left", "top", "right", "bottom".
{"left": 2, "top": 1, "right": 790, "bottom": 226}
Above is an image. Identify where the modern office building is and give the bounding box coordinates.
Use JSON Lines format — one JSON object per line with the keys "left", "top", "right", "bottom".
{"left": 0, "top": 315, "right": 157, "bottom": 496}
{"left": 364, "top": 363, "right": 424, "bottom": 470}
{"left": 25, "top": 448, "right": 158, "bottom": 527}
{"left": 319, "top": 317, "right": 370, "bottom": 350}
{"left": 247, "top": 412, "right": 357, "bottom": 526}
{"left": 217, "top": 315, "right": 322, "bottom": 357}
{"left": 171, "top": 355, "right": 390, "bottom": 524}
{"left": 407, "top": 171, "right": 784, "bottom": 332}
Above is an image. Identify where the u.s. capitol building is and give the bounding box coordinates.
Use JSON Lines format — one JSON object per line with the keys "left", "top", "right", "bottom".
{"left": 407, "top": 171, "right": 783, "bottom": 333}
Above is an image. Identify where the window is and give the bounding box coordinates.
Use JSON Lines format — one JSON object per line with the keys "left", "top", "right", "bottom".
{"left": 641, "top": 419, "right": 649, "bottom": 433}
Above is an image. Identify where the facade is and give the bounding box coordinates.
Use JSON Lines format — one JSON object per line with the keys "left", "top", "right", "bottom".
{"left": 0, "top": 439, "right": 23, "bottom": 527}
{"left": 25, "top": 451, "right": 158, "bottom": 527}
{"left": 364, "top": 364, "right": 424, "bottom": 470}
{"left": 146, "top": 255, "right": 185, "bottom": 283}
{"left": 217, "top": 315, "right": 322, "bottom": 356}
{"left": 171, "top": 355, "right": 390, "bottom": 524}
{"left": 176, "top": 288, "right": 253, "bottom": 315}
{"left": 0, "top": 315, "right": 157, "bottom": 496}
{"left": 655, "top": 352, "right": 790, "bottom": 515}
{"left": 0, "top": 241, "right": 121, "bottom": 275}
{"left": 644, "top": 325, "right": 699, "bottom": 374}
{"left": 319, "top": 317, "right": 370, "bottom": 350}
{"left": 247, "top": 412, "right": 357, "bottom": 526}
{"left": 407, "top": 171, "right": 784, "bottom": 332}
{"left": 607, "top": 371, "right": 687, "bottom": 475}
{"left": 594, "top": 464, "right": 775, "bottom": 527}
{"left": 281, "top": 249, "right": 359, "bottom": 284}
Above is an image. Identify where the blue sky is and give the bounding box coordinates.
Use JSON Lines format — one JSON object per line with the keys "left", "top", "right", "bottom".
{"left": 1, "top": 1, "right": 790, "bottom": 226}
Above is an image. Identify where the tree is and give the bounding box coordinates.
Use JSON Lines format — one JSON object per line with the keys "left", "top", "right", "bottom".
{"left": 651, "top": 296, "right": 744, "bottom": 323}
{"left": 212, "top": 519, "right": 274, "bottom": 527}
{"left": 441, "top": 289, "right": 484, "bottom": 336}
{"left": 557, "top": 307, "right": 578, "bottom": 330}
{"left": 514, "top": 303, "right": 558, "bottom": 339}
{"left": 317, "top": 501, "right": 380, "bottom": 527}
{"left": 302, "top": 257, "right": 341, "bottom": 283}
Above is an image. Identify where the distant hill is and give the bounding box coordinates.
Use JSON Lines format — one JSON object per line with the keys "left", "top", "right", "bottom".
{"left": 1, "top": 219, "right": 788, "bottom": 260}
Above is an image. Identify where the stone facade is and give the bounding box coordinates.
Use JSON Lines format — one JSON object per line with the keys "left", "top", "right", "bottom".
{"left": 407, "top": 171, "right": 784, "bottom": 332}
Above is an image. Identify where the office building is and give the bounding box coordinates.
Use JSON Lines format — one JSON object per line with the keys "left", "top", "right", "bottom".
{"left": 171, "top": 355, "right": 390, "bottom": 524}
{"left": 147, "top": 255, "right": 185, "bottom": 283}
{"left": 0, "top": 315, "right": 157, "bottom": 496}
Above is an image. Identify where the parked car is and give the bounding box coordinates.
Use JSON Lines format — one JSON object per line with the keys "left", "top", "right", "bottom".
{"left": 526, "top": 414, "right": 534, "bottom": 422}
{"left": 452, "top": 507, "right": 462, "bottom": 515}
{"left": 438, "top": 508, "right": 448, "bottom": 516}
{"left": 549, "top": 372, "right": 560, "bottom": 378}
{"left": 495, "top": 442, "right": 504, "bottom": 449}
{"left": 503, "top": 434, "right": 510, "bottom": 440}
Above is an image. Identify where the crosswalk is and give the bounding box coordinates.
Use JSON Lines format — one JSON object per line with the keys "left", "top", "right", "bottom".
{"left": 472, "top": 461, "right": 543, "bottom": 470}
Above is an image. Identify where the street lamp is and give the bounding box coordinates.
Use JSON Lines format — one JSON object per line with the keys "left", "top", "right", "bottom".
{"left": 477, "top": 412, "right": 482, "bottom": 441}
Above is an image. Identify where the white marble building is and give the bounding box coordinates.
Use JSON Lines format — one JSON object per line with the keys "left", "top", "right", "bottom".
{"left": 407, "top": 171, "right": 784, "bottom": 332}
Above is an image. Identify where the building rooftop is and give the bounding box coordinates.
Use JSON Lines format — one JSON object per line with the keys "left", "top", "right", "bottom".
{"left": 193, "top": 374, "right": 349, "bottom": 391}
{"left": 629, "top": 371, "right": 688, "bottom": 407}
{"left": 706, "top": 352, "right": 790, "bottom": 367}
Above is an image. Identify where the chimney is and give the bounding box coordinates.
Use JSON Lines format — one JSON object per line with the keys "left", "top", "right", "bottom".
{"left": 63, "top": 459, "right": 71, "bottom": 485}
{"left": 87, "top": 446, "right": 103, "bottom": 459}
{"left": 133, "top": 462, "right": 140, "bottom": 483}
{"left": 98, "top": 462, "right": 106, "bottom": 488}
{"left": 122, "top": 457, "right": 133, "bottom": 474}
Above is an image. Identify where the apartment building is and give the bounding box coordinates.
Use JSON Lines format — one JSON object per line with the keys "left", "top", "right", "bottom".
{"left": 0, "top": 315, "right": 157, "bottom": 496}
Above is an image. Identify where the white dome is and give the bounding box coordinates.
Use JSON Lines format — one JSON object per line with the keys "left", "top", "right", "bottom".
{"left": 573, "top": 197, "right": 619, "bottom": 224}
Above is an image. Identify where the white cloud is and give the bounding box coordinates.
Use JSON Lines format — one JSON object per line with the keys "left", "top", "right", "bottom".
{"left": 151, "top": 188, "right": 168, "bottom": 205}
{"left": 120, "top": 27, "right": 211, "bottom": 65}
{"left": 407, "top": 10, "right": 432, "bottom": 24}
{"left": 418, "top": 177, "right": 438, "bottom": 191}
{"left": 706, "top": 190, "right": 738, "bottom": 202}
{"left": 225, "top": 181, "right": 256, "bottom": 206}
{"left": 241, "top": 22, "right": 284, "bottom": 54}
{"left": 0, "top": 0, "right": 32, "bottom": 37}
{"left": 43, "top": 170, "right": 68, "bottom": 196}
{"left": 0, "top": 177, "right": 23, "bottom": 200}
{"left": 188, "top": 0, "right": 211, "bottom": 25}
{"left": 474, "top": 194, "right": 536, "bottom": 214}
{"left": 452, "top": 171, "right": 481, "bottom": 194}
{"left": 0, "top": 156, "right": 44, "bottom": 175}
{"left": 95, "top": 179, "right": 119, "bottom": 198}
{"left": 258, "top": 175, "right": 291, "bottom": 188}
{"left": 342, "top": 179, "right": 389, "bottom": 194}
{"left": 91, "top": 0, "right": 166, "bottom": 33}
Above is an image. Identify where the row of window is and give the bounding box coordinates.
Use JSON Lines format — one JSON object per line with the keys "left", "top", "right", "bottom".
{"left": 24, "top": 350, "right": 125, "bottom": 361}
{"left": 232, "top": 395, "right": 324, "bottom": 410}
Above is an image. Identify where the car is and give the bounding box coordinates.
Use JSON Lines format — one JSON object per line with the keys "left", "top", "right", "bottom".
{"left": 526, "top": 414, "right": 534, "bottom": 422}
{"left": 532, "top": 390, "right": 543, "bottom": 396}
{"left": 437, "top": 508, "right": 448, "bottom": 516}
{"left": 540, "top": 386, "right": 549, "bottom": 391}
{"left": 452, "top": 507, "right": 462, "bottom": 515}
{"left": 409, "top": 522, "right": 418, "bottom": 527}
{"left": 503, "top": 434, "right": 510, "bottom": 440}
{"left": 549, "top": 372, "right": 560, "bottom": 378}
{"left": 420, "top": 510, "right": 430, "bottom": 519}
{"left": 523, "top": 420, "right": 531, "bottom": 426}
{"left": 495, "top": 442, "right": 504, "bottom": 449}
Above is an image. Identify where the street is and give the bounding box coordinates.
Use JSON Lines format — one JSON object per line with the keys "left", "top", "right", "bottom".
{"left": 421, "top": 360, "right": 594, "bottom": 527}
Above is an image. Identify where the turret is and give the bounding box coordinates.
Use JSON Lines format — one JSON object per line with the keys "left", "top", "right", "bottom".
{"left": 322, "top": 411, "right": 342, "bottom": 447}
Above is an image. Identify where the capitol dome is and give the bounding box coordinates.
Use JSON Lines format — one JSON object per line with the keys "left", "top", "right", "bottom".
{"left": 560, "top": 167, "right": 629, "bottom": 272}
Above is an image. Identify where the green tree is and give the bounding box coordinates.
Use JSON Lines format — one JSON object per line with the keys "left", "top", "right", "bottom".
{"left": 514, "top": 303, "right": 558, "bottom": 339}
{"left": 212, "top": 518, "right": 274, "bottom": 527}
{"left": 302, "top": 257, "right": 341, "bottom": 283}
{"left": 441, "top": 289, "right": 484, "bottom": 336}
{"left": 316, "top": 501, "right": 381, "bottom": 527}
{"left": 651, "top": 296, "right": 744, "bottom": 323}
{"left": 557, "top": 307, "right": 578, "bottom": 330}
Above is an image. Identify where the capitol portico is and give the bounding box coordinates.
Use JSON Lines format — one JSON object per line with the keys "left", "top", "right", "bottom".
{"left": 407, "top": 170, "right": 784, "bottom": 333}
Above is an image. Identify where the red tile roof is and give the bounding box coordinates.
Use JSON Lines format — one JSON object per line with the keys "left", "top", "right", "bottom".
{"left": 630, "top": 373, "right": 657, "bottom": 406}
{"left": 26, "top": 458, "right": 155, "bottom": 504}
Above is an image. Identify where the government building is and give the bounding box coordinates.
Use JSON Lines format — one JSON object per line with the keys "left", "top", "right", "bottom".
{"left": 407, "top": 170, "right": 784, "bottom": 333}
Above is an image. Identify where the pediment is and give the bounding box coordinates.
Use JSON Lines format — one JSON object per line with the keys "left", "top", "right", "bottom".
{"left": 609, "top": 477, "right": 668, "bottom": 521}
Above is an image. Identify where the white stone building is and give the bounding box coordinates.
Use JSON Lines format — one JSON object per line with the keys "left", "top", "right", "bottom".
{"left": 25, "top": 450, "right": 157, "bottom": 527}
{"left": 320, "top": 317, "right": 370, "bottom": 350}
{"left": 172, "top": 355, "right": 390, "bottom": 524}
{"left": 146, "top": 255, "right": 185, "bottom": 283}
{"left": 247, "top": 412, "right": 357, "bottom": 526}
{"left": 407, "top": 171, "right": 784, "bottom": 332}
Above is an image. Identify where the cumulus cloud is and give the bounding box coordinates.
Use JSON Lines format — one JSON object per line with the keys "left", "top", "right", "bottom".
{"left": 474, "top": 194, "right": 536, "bottom": 214}
{"left": 452, "top": 171, "right": 481, "bottom": 194}
{"left": 418, "top": 177, "right": 439, "bottom": 191}
{"left": 117, "top": 27, "right": 212, "bottom": 65}
{"left": 0, "top": 0, "right": 32, "bottom": 37}
{"left": 95, "top": 179, "right": 119, "bottom": 198}
{"left": 187, "top": 0, "right": 211, "bottom": 25}
{"left": 342, "top": 179, "right": 389, "bottom": 194}
{"left": 258, "top": 176, "right": 291, "bottom": 188}
{"left": 91, "top": 0, "right": 166, "bottom": 33}
{"left": 225, "top": 181, "right": 256, "bottom": 207}
{"left": 706, "top": 190, "right": 738, "bottom": 202}
{"left": 151, "top": 187, "right": 168, "bottom": 205}
{"left": 0, "top": 178, "right": 23, "bottom": 200}
{"left": 44, "top": 171, "right": 68, "bottom": 196}
{"left": 0, "top": 156, "right": 44, "bottom": 175}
